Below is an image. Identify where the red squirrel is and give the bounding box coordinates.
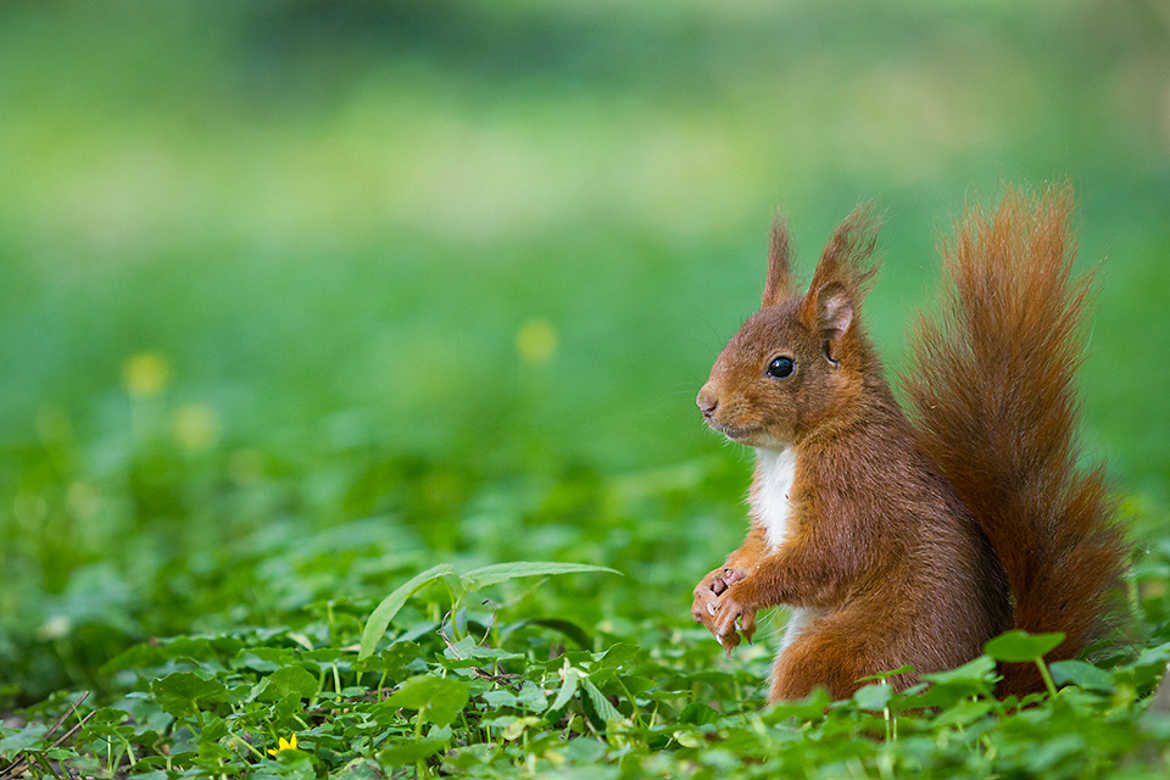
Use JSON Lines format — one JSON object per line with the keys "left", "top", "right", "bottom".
{"left": 691, "top": 185, "right": 1127, "bottom": 702}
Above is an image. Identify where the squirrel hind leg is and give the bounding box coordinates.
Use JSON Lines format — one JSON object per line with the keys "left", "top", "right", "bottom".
{"left": 769, "top": 627, "right": 867, "bottom": 702}
{"left": 769, "top": 618, "right": 916, "bottom": 703}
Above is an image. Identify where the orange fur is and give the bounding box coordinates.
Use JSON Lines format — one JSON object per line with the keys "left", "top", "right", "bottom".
{"left": 692, "top": 185, "right": 1127, "bottom": 702}
{"left": 903, "top": 185, "right": 1128, "bottom": 694}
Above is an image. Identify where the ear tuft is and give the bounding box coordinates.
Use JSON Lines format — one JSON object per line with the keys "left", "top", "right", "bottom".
{"left": 799, "top": 204, "right": 882, "bottom": 331}
{"left": 818, "top": 203, "right": 881, "bottom": 297}
{"left": 761, "top": 215, "right": 793, "bottom": 307}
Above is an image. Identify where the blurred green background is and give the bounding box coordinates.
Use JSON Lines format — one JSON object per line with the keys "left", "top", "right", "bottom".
{"left": 2, "top": 0, "right": 1168, "bottom": 704}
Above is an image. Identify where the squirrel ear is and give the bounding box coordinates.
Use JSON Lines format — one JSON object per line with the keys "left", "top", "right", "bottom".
{"left": 761, "top": 216, "right": 793, "bottom": 308}
{"left": 815, "top": 282, "right": 854, "bottom": 342}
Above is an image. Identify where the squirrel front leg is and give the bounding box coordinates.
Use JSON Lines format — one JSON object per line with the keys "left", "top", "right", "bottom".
{"left": 712, "top": 519, "right": 869, "bottom": 642}
{"left": 693, "top": 526, "right": 767, "bottom": 651}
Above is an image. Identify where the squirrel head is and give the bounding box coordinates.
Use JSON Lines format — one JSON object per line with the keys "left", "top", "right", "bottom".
{"left": 697, "top": 206, "right": 880, "bottom": 449}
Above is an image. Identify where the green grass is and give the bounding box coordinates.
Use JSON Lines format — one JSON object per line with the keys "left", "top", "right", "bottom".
{"left": 2, "top": 1, "right": 1170, "bottom": 777}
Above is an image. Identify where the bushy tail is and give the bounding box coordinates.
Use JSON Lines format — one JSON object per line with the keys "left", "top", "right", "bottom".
{"left": 904, "top": 185, "right": 1128, "bottom": 694}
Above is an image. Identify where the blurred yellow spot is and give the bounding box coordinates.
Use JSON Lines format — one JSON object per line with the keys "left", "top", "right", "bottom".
{"left": 172, "top": 403, "right": 220, "bottom": 452}
{"left": 268, "top": 734, "right": 298, "bottom": 756}
{"left": 67, "top": 482, "right": 100, "bottom": 520}
{"left": 515, "top": 318, "right": 558, "bottom": 364}
{"left": 122, "top": 352, "right": 170, "bottom": 397}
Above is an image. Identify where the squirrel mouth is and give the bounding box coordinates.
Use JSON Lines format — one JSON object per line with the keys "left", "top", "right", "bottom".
{"left": 708, "top": 420, "right": 763, "bottom": 443}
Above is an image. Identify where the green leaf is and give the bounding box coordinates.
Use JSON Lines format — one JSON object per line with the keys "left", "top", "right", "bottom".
{"left": 592, "top": 642, "right": 641, "bottom": 670}
{"left": 198, "top": 714, "right": 228, "bottom": 743}
{"left": 378, "top": 729, "right": 450, "bottom": 767}
{"left": 359, "top": 564, "right": 454, "bottom": 660}
{"left": 460, "top": 562, "right": 621, "bottom": 591}
{"left": 263, "top": 666, "right": 318, "bottom": 702}
{"left": 921, "top": 655, "right": 997, "bottom": 685}
{"left": 502, "top": 618, "right": 592, "bottom": 649}
{"left": 581, "top": 678, "right": 623, "bottom": 725}
{"left": 117, "top": 691, "right": 174, "bottom": 736}
{"left": 354, "top": 641, "right": 421, "bottom": 675}
{"left": 678, "top": 702, "right": 721, "bottom": 726}
{"left": 502, "top": 717, "right": 542, "bottom": 741}
{"left": 234, "top": 647, "right": 298, "bottom": 673}
{"left": 482, "top": 689, "right": 519, "bottom": 708}
{"left": 852, "top": 682, "right": 892, "bottom": 711}
{"left": 933, "top": 698, "right": 993, "bottom": 727}
{"left": 149, "top": 672, "right": 230, "bottom": 718}
{"left": 915, "top": 656, "right": 998, "bottom": 707}
{"left": 265, "top": 749, "right": 316, "bottom": 780}
{"left": 563, "top": 737, "right": 606, "bottom": 763}
{"left": 0, "top": 723, "right": 48, "bottom": 759}
{"left": 334, "top": 757, "right": 385, "bottom": 780}
{"left": 386, "top": 676, "right": 470, "bottom": 727}
{"left": 1026, "top": 734, "right": 1085, "bottom": 772}
{"left": 442, "top": 635, "right": 514, "bottom": 662}
{"left": 983, "top": 630, "right": 1065, "bottom": 662}
{"left": 515, "top": 681, "right": 549, "bottom": 713}
{"left": 1128, "top": 640, "right": 1170, "bottom": 688}
{"left": 1050, "top": 659, "right": 1113, "bottom": 692}
{"left": 82, "top": 707, "right": 128, "bottom": 728}
{"left": 856, "top": 664, "right": 915, "bottom": 683}
{"left": 761, "top": 687, "right": 832, "bottom": 723}
{"left": 550, "top": 667, "right": 581, "bottom": 712}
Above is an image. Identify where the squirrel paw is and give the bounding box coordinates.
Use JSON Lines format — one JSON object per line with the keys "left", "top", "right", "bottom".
{"left": 692, "top": 566, "right": 746, "bottom": 632}
{"left": 712, "top": 589, "right": 757, "bottom": 655}
{"left": 693, "top": 569, "right": 757, "bottom": 655}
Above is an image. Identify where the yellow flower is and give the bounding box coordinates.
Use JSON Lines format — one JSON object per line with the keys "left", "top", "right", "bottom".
{"left": 122, "top": 351, "right": 170, "bottom": 398}
{"left": 268, "top": 734, "right": 297, "bottom": 756}
{"left": 515, "top": 318, "right": 558, "bottom": 364}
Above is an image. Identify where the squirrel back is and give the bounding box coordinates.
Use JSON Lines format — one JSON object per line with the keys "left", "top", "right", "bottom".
{"left": 903, "top": 185, "right": 1128, "bottom": 693}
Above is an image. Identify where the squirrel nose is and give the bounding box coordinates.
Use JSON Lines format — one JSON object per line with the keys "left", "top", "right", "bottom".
{"left": 697, "top": 386, "right": 719, "bottom": 417}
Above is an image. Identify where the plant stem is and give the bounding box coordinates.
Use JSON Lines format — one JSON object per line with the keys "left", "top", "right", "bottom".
{"left": 311, "top": 666, "right": 326, "bottom": 708}
{"left": 1035, "top": 658, "right": 1058, "bottom": 699}
{"left": 120, "top": 735, "right": 138, "bottom": 767}
{"left": 414, "top": 710, "right": 426, "bottom": 779}
{"left": 613, "top": 675, "right": 640, "bottom": 724}
{"left": 232, "top": 731, "right": 266, "bottom": 760}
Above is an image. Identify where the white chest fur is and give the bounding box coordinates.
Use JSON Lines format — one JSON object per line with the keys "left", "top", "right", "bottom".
{"left": 753, "top": 448, "right": 797, "bottom": 551}
{"left": 752, "top": 448, "right": 819, "bottom": 653}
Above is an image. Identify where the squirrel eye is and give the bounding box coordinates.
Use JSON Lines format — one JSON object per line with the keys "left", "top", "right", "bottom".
{"left": 767, "top": 356, "right": 795, "bottom": 379}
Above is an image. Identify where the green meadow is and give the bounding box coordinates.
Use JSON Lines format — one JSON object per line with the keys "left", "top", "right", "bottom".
{"left": 2, "top": 1, "right": 1169, "bottom": 777}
